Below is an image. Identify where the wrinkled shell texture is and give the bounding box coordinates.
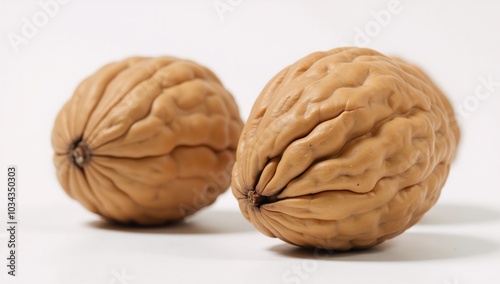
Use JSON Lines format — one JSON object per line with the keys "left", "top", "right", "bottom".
{"left": 52, "top": 57, "right": 243, "bottom": 225}
{"left": 232, "top": 47, "right": 460, "bottom": 250}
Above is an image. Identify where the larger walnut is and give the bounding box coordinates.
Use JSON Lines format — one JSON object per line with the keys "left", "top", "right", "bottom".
{"left": 52, "top": 57, "right": 243, "bottom": 225}
{"left": 232, "top": 47, "right": 460, "bottom": 250}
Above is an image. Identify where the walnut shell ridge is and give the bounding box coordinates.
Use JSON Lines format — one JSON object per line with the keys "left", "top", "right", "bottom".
{"left": 232, "top": 47, "right": 460, "bottom": 250}
{"left": 52, "top": 57, "right": 243, "bottom": 225}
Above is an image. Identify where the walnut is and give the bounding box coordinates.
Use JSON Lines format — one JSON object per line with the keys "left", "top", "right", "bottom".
{"left": 52, "top": 57, "right": 243, "bottom": 225}
{"left": 232, "top": 47, "right": 460, "bottom": 249}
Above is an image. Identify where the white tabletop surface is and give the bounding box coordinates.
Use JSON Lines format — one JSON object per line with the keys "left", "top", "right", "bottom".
{"left": 1, "top": 1, "right": 499, "bottom": 283}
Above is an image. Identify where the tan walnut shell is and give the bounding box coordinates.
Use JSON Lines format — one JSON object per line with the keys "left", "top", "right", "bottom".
{"left": 232, "top": 47, "right": 460, "bottom": 250}
{"left": 52, "top": 56, "right": 243, "bottom": 225}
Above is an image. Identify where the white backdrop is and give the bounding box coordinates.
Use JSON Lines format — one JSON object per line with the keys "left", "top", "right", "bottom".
{"left": 1, "top": 0, "right": 499, "bottom": 283}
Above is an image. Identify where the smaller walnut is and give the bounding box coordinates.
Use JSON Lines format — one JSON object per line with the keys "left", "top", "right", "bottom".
{"left": 52, "top": 56, "right": 243, "bottom": 225}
